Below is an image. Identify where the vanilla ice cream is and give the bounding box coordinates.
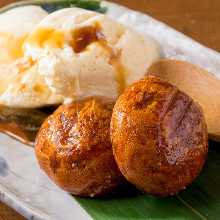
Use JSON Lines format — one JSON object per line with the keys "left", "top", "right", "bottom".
{"left": 0, "top": 7, "right": 160, "bottom": 108}
{"left": 0, "top": 6, "right": 48, "bottom": 64}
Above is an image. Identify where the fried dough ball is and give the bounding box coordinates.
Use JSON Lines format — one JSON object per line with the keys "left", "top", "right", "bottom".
{"left": 111, "top": 76, "right": 208, "bottom": 197}
{"left": 35, "top": 97, "right": 124, "bottom": 197}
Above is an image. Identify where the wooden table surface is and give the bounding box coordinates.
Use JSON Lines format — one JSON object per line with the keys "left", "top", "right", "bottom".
{"left": 1, "top": 0, "right": 220, "bottom": 219}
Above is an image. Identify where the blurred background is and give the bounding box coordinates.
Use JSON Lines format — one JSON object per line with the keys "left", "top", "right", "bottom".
{"left": 0, "top": 0, "right": 220, "bottom": 219}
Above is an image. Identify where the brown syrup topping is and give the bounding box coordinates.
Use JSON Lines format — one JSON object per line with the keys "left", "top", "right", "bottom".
{"left": 109, "top": 51, "right": 126, "bottom": 94}
{"left": 70, "top": 24, "right": 105, "bottom": 53}
{"left": 71, "top": 24, "right": 126, "bottom": 94}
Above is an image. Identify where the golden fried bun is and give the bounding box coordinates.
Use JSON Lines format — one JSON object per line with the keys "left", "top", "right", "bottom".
{"left": 35, "top": 97, "right": 124, "bottom": 197}
{"left": 147, "top": 59, "right": 220, "bottom": 141}
{"left": 111, "top": 76, "right": 208, "bottom": 197}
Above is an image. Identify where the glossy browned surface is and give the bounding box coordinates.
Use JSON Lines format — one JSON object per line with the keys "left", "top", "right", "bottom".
{"left": 111, "top": 76, "right": 208, "bottom": 196}
{"left": 35, "top": 97, "right": 124, "bottom": 197}
{"left": 148, "top": 59, "right": 220, "bottom": 141}
{"left": 1, "top": 0, "right": 220, "bottom": 218}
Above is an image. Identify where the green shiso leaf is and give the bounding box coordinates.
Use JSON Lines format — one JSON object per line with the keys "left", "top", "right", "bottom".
{"left": 76, "top": 141, "right": 219, "bottom": 220}
{"left": 0, "top": 0, "right": 107, "bottom": 14}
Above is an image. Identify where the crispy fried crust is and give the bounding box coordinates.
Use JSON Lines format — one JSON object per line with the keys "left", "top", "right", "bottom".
{"left": 111, "top": 76, "right": 208, "bottom": 197}
{"left": 147, "top": 59, "right": 220, "bottom": 141}
{"left": 35, "top": 97, "right": 124, "bottom": 197}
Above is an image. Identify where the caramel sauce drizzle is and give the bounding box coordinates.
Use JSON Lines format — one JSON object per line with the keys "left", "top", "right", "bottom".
{"left": 25, "top": 28, "right": 65, "bottom": 48}
{"left": 109, "top": 51, "right": 126, "bottom": 95}
{"left": 70, "top": 25, "right": 104, "bottom": 53}
{"left": 23, "top": 25, "right": 126, "bottom": 94}
{"left": 16, "top": 57, "right": 36, "bottom": 73}
{"left": 70, "top": 24, "right": 126, "bottom": 94}
{"left": 0, "top": 33, "right": 28, "bottom": 60}
{"left": 9, "top": 35, "right": 27, "bottom": 59}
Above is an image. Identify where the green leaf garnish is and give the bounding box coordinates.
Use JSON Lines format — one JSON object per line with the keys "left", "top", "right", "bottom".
{"left": 0, "top": 0, "right": 107, "bottom": 14}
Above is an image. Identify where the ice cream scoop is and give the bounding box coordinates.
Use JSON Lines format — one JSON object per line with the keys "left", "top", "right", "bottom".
{"left": 0, "top": 7, "right": 160, "bottom": 108}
